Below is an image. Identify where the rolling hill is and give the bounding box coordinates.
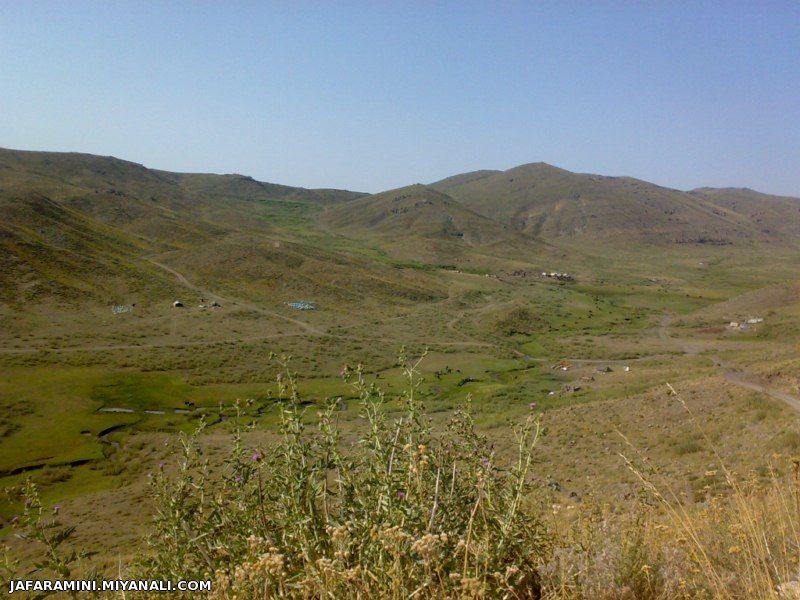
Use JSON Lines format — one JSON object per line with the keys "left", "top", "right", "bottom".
{"left": 432, "top": 162, "right": 800, "bottom": 245}
{"left": 0, "top": 148, "right": 371, "bottom": 308}
{"left": 321, "top": 183, "right": 543, "bottom": 264}
{"left": 3, "top": 147, "right": 800, "bottom": 312}
{"left": 323, "top": 184, "right": 510, "bottom": 243}
{"left": 688, "top": 187, "right": 800, "bottom": 238}
{"left": 0, "top": 191, "right": 157, "bottom": 304}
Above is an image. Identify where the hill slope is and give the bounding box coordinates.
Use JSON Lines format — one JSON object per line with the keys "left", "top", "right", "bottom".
{"left": 0, "top": 191, "right": 158, "bottom": 304}
{"left": 321, "top": 184, "right": 543, "bottom": 264}
{"left": 324, "top": 184, "right": 510, "bottom": 243}
{"left": 688, "top": 187, "right": 800, "bottom": 238}
{"left": 0, "top": 148, "right": 374, "bottom": 307}
{"left": 432, "top": 163, "right": 800, "bottom": 245}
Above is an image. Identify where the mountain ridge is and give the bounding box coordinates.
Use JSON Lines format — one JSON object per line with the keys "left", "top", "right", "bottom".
{"left": 429, "top": 162, "right": 800, "bottom": 244}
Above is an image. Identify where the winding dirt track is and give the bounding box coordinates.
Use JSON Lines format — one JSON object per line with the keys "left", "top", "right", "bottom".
{"left": 145, "top": 257, "right": 324, "bottom": 335}
{"left": 659, "top": 314, "right": 800, "bottom": 414}
{"left": 148, "top": 256, "right": 496, "bottom": 350}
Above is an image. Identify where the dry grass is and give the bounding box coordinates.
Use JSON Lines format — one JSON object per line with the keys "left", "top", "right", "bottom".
{"left": 537, "top": 383, "right": 800, "bottom": 599}
{"left": 7, "top": 368, "right": 800, "bottom": 600}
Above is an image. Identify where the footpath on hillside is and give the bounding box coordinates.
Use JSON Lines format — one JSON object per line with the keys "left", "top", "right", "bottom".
{"left": 659, "top": 314, "right": 800, "bottom": 414}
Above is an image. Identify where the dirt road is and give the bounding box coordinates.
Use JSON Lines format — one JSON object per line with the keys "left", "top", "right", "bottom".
{"left": 146, "top": 257, "right": 324, "bottom": 335}
{"left": 0, "top": 256, "right": 494, "bottom": 355}
{"left": 660, "top": 314, "right": 800, "bottom": 414}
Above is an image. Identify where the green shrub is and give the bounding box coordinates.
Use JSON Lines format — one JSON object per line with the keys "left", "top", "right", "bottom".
{"left": 673, "top": 436, "right": 703, "bottom": 456}
{"left": 135, "top": 351, "right": 549, "bottom": 598}
{"left": 770, "top": 430, "right": 800, "bottom": 452}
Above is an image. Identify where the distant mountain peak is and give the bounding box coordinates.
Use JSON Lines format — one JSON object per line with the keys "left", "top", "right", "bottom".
{"left": 426, "top": 161, "right": 800, "bottom": 244}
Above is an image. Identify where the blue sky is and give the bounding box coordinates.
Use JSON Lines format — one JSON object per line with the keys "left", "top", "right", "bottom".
{"left": 2, "top": 2, "right": 799, "bottom": 195}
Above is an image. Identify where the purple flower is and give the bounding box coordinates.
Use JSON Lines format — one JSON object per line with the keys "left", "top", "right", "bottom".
{"left": 481, "top": 457, "right": 490, "bottom": 467}
{"left": 251, "top": 450, "right": 262, "bottom": 462}
{"left": 52, "top": 504, "right": 61, "bottom": 514}
{"left": 234, "top": 475, "right": 243, "bottom": 483}
{"left": 157, "top": 461, "right": 165, "bottom": 470}
{"left": 396, "top": 490, "right": 406, "bottom": 499}
{"left": 10, "top": 515, "right": 19, "bottom": 525}
{"left": 528, "top": 402, "right": 537, "bottom": 410}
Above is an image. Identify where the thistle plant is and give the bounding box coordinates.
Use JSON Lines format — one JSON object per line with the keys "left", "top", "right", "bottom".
{"left": 5, "top": 480, "right": 88, "bottom": 598}
{"left": 135, "top": 351, "right": 548, "bottom": 598}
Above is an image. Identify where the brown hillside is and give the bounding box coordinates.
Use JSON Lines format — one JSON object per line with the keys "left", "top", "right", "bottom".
{"left": 689, "top": 187, "right": 800, "bottom": 238}
{"left": 432, "top": 163, "right": 799, "bottom": 244}
{"left": 0, "top": 148, "right": 367, "bottom": 306}
{"left": 324, "top": 184, "right": 515, "bottom": 245}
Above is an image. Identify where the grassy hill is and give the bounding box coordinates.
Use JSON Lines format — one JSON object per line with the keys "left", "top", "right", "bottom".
{"left": 0, "top": 192, "right": 158, "bottom": 305}
{"left": 169, "top": 171, "right": 364, "bottom": 204}
{"left": 321, "top": 183, "right": 544, "bottom": 265}
{"left": 323, "top": 184, "right": 519, "bottom": 243}
{"left": 5, "top": 149, "right": 798, "bottom": 309}
{"left": 432, "top": 162, "right": 800, "bottom": 245}
{"left": 0, "top": 148, "right": 373, "bottom": 308}
{"left": 689, "top": 186, "right": 800, "bottom": 238}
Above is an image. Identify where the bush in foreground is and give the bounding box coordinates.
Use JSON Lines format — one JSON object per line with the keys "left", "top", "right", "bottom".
{"left": 138, "top": 352, "right": 548, "bottom": 598}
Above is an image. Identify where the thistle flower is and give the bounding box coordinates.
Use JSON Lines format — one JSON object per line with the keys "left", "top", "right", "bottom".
{"left": 251, "top": 450, "right": 262, "bottom": 462}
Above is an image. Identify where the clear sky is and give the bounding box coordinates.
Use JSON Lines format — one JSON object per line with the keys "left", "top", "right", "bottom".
{"left": 2, "top": 2, "right": 799, "bottom": 195}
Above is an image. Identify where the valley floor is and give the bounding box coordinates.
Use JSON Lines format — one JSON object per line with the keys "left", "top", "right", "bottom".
{"left": 4, "top": 242, "right": 800, "bottom": 583}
